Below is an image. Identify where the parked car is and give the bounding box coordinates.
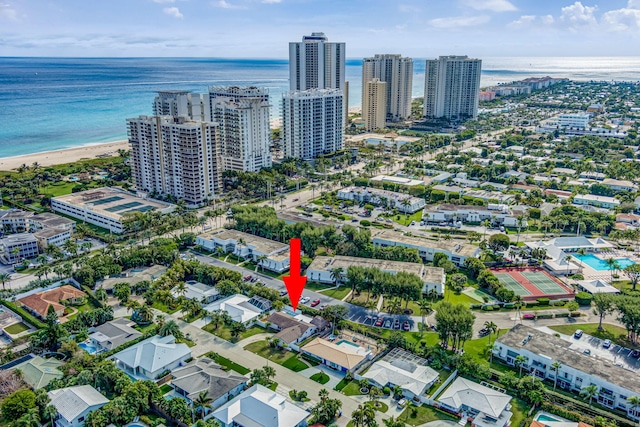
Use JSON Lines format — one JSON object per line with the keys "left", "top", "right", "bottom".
{"left": 300, "top": 296, "right": 311, "bottom": 304}
{"left": 394, "top": 319, "right": 400, "bottom": 329}
{"left": 375, "top": 317, "right": 383, "bottom": 327}
{"left": 243, "top": 275, "right": 252, "bottom": 281}
{"left": 311, "top": 299, "right": 321, "bottom": 307}
{"left": 397, "top": 399, "right": 407, "bottom": 408}
{"left": 279, "top": 289, "right": 288, "bottom": 296}
{"left": 583, "top": 349, "right": 591, "bottom": 355}
{"left": 293, "top": 198, "right": 299, "bottom": 202}
{"left": 402, "top": 321, "right": 410, "bottom": 331}
{"left": 574, "top": 329, "right": 584, "bottom": 339}
{"left": 319, "top": 303, "right": 328, "bottom": 310}
{"left": 383, "top": 318, "right": 392, "bottom": 329}
{"left": 631, "top": 349, "right": 640, "bottom": 358}
{"left": 478, "top": 328, "right": 490, "bottom": 337}
{"left": 603, "top": 339, "right": 612, "bottom": 349}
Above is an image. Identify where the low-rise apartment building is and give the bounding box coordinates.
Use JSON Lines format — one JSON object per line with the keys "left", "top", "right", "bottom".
{"left": 307, "top": 255, "right": 445, "bottom": 295}
{"left": 0, "top": 233, "right": 39, "bottom": 264}
{"left": 33, "top": 228, "right": 72, "bottom": 250}
{"left": 337, "top": 187, "right": 425, "bottom": 213}
{"left": 602, "top": 178, "right": 638, "bottom": 192}
{"left": 573, "top": 194, "right": 620, "bottom": 210}
{"left": 496, "top": 325, "right": 640, "bottom": 420}
{"left": 196, "top": 229, "right": 290, "bottom": 273}
{"left": 371, "top": 229, "right": 480, "bottom": 267}
{"left": 423, "top": 204, "right": 526, "bottom": 228}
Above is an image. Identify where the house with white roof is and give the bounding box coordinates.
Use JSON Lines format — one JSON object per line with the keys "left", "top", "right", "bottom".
{"left": 48, "top": 385, "right": 109, "bottom": 427}
{"left": 524, "top": 236, "right": 613, "bottom": 276}
{"left": 575, "top": 279, "right": 620, "bottom": 295}
{"left": 361, "top": 348, "right": 438, "bottom": 401}
{"left": 209, "top": 384, "right": 309, "bottom": 427}
{"left": 111, "top": 334, "right": 191, "bottom": 380}
{"left": 172, "top": 280, "right": 220, "bottom": 304}
{"left": 573, "top": 194, "right": 620, "bottom": 210}
{"left": 436, "top": 377, "right": 513, "bottom": 427}
{"left": 203, "top": 294, "right": 270, "bottom": 325}
{"left": 337, "top": 187, "right": 425, "bottom": 213}
{"left": 602, "top": 178, "right": 637, "bottom": 192}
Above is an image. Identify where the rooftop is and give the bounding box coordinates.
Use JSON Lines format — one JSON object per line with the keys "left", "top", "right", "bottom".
{"left": 171, "top": 357, "right": 246, "bottom": 402}
{"left": 199, "top": 229, "right": 288, "bottom": 255}
{"left": 372, "top": 229, "right": 480, "bottom": 257}
{"left": 89, "top": 318, "right": 142, "bottom": 350}
{"left": 437, "top": 377, "right": 512, "bottom": 419}
{"left": 307, "top": 255, "right": 444, "bottom": 284}
{"left": 48, "top": 385, "right": 109, "bottom": 423}
{"left": 12, "top": 355, "right": 64, "bottom": 389}
{"left": 18, "top": 285, "right": 86, "bottom": 317}
{"left": 497, "top": 324, "right": 640, "bottom": 394}
{"left": 1, "top": 233, "right": 37, "bottom": 245}
{"left": 363, "top": 348, "right": 438, "bottom": 396}
{"left": 53, "top": 187, "right": 173, "bottom": 220}
{"left": 34, "top": 228, "right": 70, "bottom": 239}
{"left": 301, "top": 337, "right": 368, "bottom": 370}
{"left": 112, "top": 334, "right": 191, "bottom": 374}
{"left": 203, "top": 294, "right": 263, "bottom": 324}
{"left": 371, "top": 175, "right": 424, "bottom": 186}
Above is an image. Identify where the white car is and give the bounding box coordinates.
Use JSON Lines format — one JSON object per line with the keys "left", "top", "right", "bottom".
{"left": 300, "top": 296, "right": 311, "bottom": 304}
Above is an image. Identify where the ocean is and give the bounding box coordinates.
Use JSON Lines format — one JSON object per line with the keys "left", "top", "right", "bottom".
{"left": 1, "top": 56, "right": 640, "bottom": 158}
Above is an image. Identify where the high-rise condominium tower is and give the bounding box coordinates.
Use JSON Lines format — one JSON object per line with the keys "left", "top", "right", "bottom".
{"left": 204, "top": 86, "right": 272, "bottom": 172}
{"left": 423, "top": 55, "right": 482, "bottom": 120}
{"left": 153, "top": 91, "right": 205, "bottom": 121}
{"left": 362, "top": 54, "right": 413, "bottom": 122}
{"left": 362, "top": 79, "right": 387, "bottom": 132}
{"left": 127, "top": 116, "right": 221, "bottom": 207}
{"left": 282, "top": 89, "right": 344, "bottom": 161}
{"left": 289, "top": 32, "right": 346, "bottom": 91}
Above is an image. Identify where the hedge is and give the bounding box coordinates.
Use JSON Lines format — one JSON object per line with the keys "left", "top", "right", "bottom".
{"left": 537, "top": 298, "right": 550, "bottom": 306}
{"left": 575, "top": 291, "right": 593, "bottom": 306}
{"left": 81, "top": 285, "right": 105, "bottom": 309}
{"left": 1, "top": 300, "right": 45, "bottom": 329}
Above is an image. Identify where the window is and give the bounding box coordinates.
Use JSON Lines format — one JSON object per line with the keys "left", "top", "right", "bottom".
{"left": 78, "top": 416, "right": 85, "bottom": 422}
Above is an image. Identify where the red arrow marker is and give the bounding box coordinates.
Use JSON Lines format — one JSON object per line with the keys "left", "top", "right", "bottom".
{"left": 283, "top": 238, "right": 307, "bottom": 311}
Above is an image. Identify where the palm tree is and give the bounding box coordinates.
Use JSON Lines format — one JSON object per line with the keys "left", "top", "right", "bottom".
{"left": 329, "top": 267, "right": 344, "bottom": 285}
{"left": 94, "top": 288, "right": 108, "bottom": 303}
{"left": 484, "top": 320, "right": 498, "bottom": 345}
{"left": 606, "top": 258, "right": 620, "bottom": 282}
{"left": 514, "top": 355, "right": 527, "bottom": 377}
{"left": 256, "top": 254, "right": 268, "bottom": 272}
{"left": 581, "top": 384, "right": 599, "bottom": 406}
{"left": 627, "top": 396, "right": 640, "bottom": 426}
{"left": 0, "top": 273, "right": 11, "bottom": 289}
{"left": 418, "top": 299, "right": 433, "bottom": 336}
{"left": 159, "top": 319, "right": 184, "bottom": 339}
{"left": 193, "top": 391, "right": 214, "bottom": 419}
{"left": 44, "top": 405, "right": 58, "bottom": 427}
{"left": 551, "top": 361, "right": 562, "bottom": 390}
{"left": 576, "top": 248, "right": 587, "bottom": 269}
{"left": 136, "top": 305, "right": 155, "bottom": 324}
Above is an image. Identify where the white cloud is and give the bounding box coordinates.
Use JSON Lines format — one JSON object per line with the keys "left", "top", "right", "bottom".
{"left": 429, "top": 15, "right": 490, "bottom": 28}
{"left": 559, "top": 1, "right": 598, "bottom": 28}
{"left": 261, "top": 0, "right": 281, "bottom": 3}
{"left": 153, "top": 0, "right": 176, "bottom": 3}
{"left": 508, "top": 14, "right": 555, "bottom": 28}
{"left": 602, "top": 6, "right": 640, "bottom": 31}
{"left": 215, "top": 0, "right": 246, "bottom": 9}
{"left": 463, "top": 0, "right": 516, "bottom": 12}
{"left": 629, "top": 0, "right": 640, "bottom": 8}
{"left": 541, "top": 14, "right": 555, "bottom": 25}
{"left": 0, "top": 2, "right": 17, "bottom": 20}
{"left": 163, "top": 6, "right": 183, "bottom": 18}
{"left": 510, "top": 15, "right": 536, "bottom": 26}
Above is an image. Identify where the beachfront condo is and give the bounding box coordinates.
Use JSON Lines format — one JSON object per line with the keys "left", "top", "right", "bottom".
{"left": 362, "top": 54, "right": 413, "bottom": 122}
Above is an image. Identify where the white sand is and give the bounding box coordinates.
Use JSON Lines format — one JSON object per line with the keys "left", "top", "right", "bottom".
{"left": 0, "top": 140, "right": 130, "bottom": 171}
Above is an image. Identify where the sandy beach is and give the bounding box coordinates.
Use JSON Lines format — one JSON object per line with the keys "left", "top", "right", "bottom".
{"left": 0, "top": 140, "right": 130, "bottom": 171}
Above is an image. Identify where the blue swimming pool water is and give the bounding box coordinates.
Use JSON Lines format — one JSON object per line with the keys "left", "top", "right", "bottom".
{"left": 78, "top": 342, "right": 98, "bottom": 354}
{"left": 336, "top": 339, "right": 359, "bottom": 348}
{"left": 573, "top": 254, "right": 636, "bottom": 271}
{"left": 536, "top": 414, "right": 562, "bottom": 422}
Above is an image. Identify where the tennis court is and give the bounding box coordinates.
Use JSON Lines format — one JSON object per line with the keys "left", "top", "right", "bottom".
{"left": 494, "top": 273, "right": 532, "bottom": 296}
{"left": 490, "top": 267, "right": 574, "bottom": 301}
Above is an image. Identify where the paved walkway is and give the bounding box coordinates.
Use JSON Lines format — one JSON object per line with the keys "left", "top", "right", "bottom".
{"left": 297, "top": 364, "right": 343, "bottom": 390}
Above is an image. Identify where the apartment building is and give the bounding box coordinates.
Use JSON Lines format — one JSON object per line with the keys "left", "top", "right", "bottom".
{"left": 289, "top": 32, "right": 345, "bottom": 92}
{"left": 362, "top": 54, "right": 413, "bottom": 121}
{"left": 204, "top": 86, "right": 272, "bottom": 172}
{"left": 127, "top": 115, "right": 221, "bottom": 207}
{"left": 337, "top": 186, "right": 425, "bottom": 213}
{"left": 0, "top": 233, "right": 39, "bottom": 264}
{"left": 424, "top": 55, "right": 482, "bottom": 120}
{"left": 153, "top": 90, "right": 205, "bottom": 121}
{"left": 423, "top": 204, "right": 527, "bottom": 227}
{"left": 282, "top": 89, "right": 344, "bottom": 160}
{"left": 362, "top": 78, "right": 387, "bottom": 131}
{"left": 573, "top": 194, "right": 620, "bottom": 210}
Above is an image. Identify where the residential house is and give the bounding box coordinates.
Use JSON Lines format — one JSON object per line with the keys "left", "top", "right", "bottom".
{"left": 306, "top": 255, "right": 445, "bottom": 295}
{"left": 423, "top": 204, "right": 526, "bottom": 228}
{"left": 98, "top": 264, "right": 168, "bottom": 294}
{"left": 48, "top": 385, "right": 109, "bottom": 427}
{"left": 87, "top": 318, "right": 142, "bottom": 353}
{"left": 370, "top": 175, "right": 424, "bottom": 187}
{"left": 494, "top": 324, "right": 640, "bottom": 421}
{"left": 111, "top": 334, "right": 191, "bottom": 381}
{"left": 436, "top": 377, "right": 513, "bottom": 427}
{"left": 301, "top": 337, "right": 371, "bottom": 373}
{"left": 10, "top": 355, "right": 64, "bottom": 389}
{"left": 336, "top": 187, "right": 425, "bottom": 213}
{"left": 196, "top": 229, "right": 290, "bottom": 273}
{"left": 544, "top": 189, "right": 572, "bottom": 201}
{"left": 173, "top": 280, "right": 220, "bottom": 304}
{"left": 265, "top": 312, "right": 319, "bottom": 348}
{"left": 573, "top": 194, "right": 620, "bottom": 210}
{"left": 579, "top": 171, "right": 605, "bottom": 180}
{"left": 361, "top": 348, "right": 438, "bottom": 401}
{"left": 602, "top": 178, "right": 637, "bottom": 192}
{"left": 371, "top": 229, "right": 481, "bottom": 267}
{"left": 203, "top": 294, "right": 270, "bottom": 325}
{"left": 171, "top": 357, "right": 247, "bottom": 411}
{"left": 209, "top": 384, "right": 309, "bottom": 427}
{"left": 18, "top": 285, "right": 86, "bottom": 319}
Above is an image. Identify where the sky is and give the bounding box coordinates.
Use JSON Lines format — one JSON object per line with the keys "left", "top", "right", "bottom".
{"left": 1, "top": 0, "right": 640, "bottom": 57}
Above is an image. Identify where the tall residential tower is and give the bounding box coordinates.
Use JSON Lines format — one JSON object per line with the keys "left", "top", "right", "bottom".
{"left": 289, "top": 32, "right": 346, "bottom": 91}
{"left": 362, "top": 54, "right": 413, "bottom": 122}
{"left": 423, "top": 55, "right": 482, "bottom": 120}
{"left": 362, "top": 79, "right": 387, "bottom": 132}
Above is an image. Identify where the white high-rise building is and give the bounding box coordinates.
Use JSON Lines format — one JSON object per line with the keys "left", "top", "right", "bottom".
{"left": 423, "top": 55, "right": 482, "bottom": 120}
{"left": 282, "top": 89, "right": 344, "bottom": 161}
{"left": 127, "top": 115, "right": 221, "bottom": 207}
{"left": 362, "top": 79, "right": 387, "bottom": 132}
{"left": 289, "top": 32, "right": 345, "bottom": 91}
{"left": 362, "top": 54, "right": 413, "bottom": 122}
{"left": 204, "top": 86, "right": 272, "bottom": 172}
{"left": 153, "top": 91, "right": 205, "bottom": 121}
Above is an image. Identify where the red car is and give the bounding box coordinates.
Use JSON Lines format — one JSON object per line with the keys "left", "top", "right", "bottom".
{"left": 243, "top": 275, "right": 252, "bottom": 281}
{"left": 311, "top": 299, "right": 321, "bottom": 307}
{"left": 402, "top": 321, "right": 410, "bottom": 331}
{"left": 375, "top": 317, "right": 383, "bottom": 327}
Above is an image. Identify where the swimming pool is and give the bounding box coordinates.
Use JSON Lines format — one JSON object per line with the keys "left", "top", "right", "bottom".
{"left": 536, "top": 414, "right": 562, "bottom": 422}
{"left": 78, "top": 342, "right": 98, "bottom": 354}
{"left": 573, "top": 254, "right": 636, "bottom": 271}
{"left": 336, "top": 339, "right": 359, "bottom": 348}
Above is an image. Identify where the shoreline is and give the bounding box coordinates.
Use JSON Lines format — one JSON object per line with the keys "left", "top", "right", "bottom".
{"left": 0, "top": 140, "right": 130, "bottom": 171}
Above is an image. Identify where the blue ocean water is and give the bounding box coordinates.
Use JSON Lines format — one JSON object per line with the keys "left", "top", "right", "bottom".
{"left": 1, "top": 56, "right": 640, "bottom": 158}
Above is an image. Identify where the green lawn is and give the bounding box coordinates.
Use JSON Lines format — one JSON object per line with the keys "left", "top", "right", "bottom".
{"left": 548, "top": 323, "right": 632, "bottom": 347}
{"left": 206, "top": 353, "right": 251, "bottom": 375}
{"left": 382, "top": 210, "right": 423, "bottom": 226}
{"left": 203, "top": 324, "right": 268, "bottom": 342}
{"left": 399, "top": 404, "right": 459, "bottom": 426}
{"left": 159, "top": 384, "right": 173, "bottom": 395}
{"left": 342, "top": 381, "right": 363, "bottom": 396}
{"left": 322, "top": 286, "right": 351, "bottom": 300}
{"left": 268, "top": 381, "right": 278, "bottom": 391}
{"left": 334, "top": 378, "right": 350, "bottom": 391}
{"left": 151, "top": 301, "right": 181, "bottom": 315}
{"left": 310, "top": 371, "right": 330, "bottom": 384}
{"left": 440, "top": 289, "right": 480, "bottom": 307}
{"left": 368, "top": 401, "right": 389, "bottom": 413}
{"left": 41, "top": 182, "right": 77, "bottom": 197}
{"left": 244, "top": 340, "right": 310, "bottom": 371}
{"left": 510, "top": 398, "right": 530, "bottom": 427}
{"left": 4, "top": 322, "right": 29, "bottom": 334}
{"left": 305, "top": 282, "right": 333, "bottom": 292}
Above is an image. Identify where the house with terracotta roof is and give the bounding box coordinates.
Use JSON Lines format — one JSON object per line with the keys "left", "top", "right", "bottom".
{"left": 17, "top": 285, "right": 86, "bottom": 319}
{"left": 301, "top": 337, "right": 371, "bottom": 373}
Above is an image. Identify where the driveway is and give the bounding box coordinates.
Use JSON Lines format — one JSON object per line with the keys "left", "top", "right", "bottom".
{"left": 297, "top": 364, "right": 344, "bottom": 390}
